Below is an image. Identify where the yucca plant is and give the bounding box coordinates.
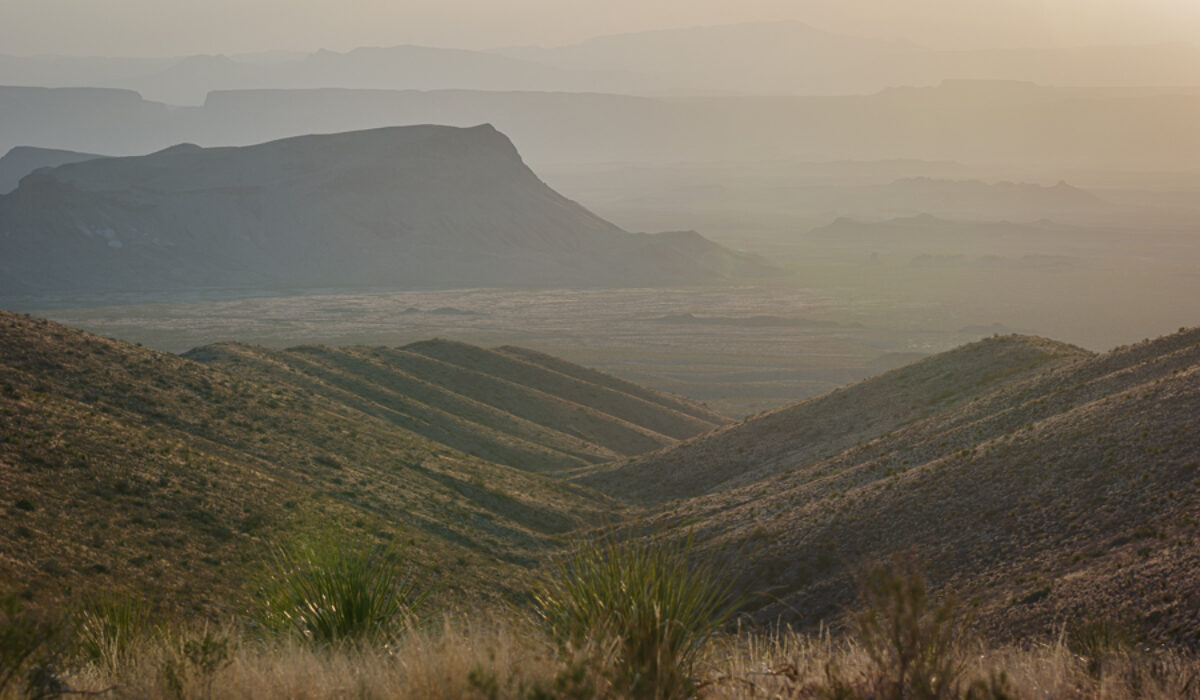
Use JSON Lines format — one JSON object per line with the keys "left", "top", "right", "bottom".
{"left": 76, "top": 591, "right": 158, "bottom": 670}
{"left": 253, "top": 536, "right": 427, "bottom": 646}
{"left": 535, "top": 530, "right": 740, "bottom": 700}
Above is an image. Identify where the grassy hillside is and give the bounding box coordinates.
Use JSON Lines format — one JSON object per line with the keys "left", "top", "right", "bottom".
{"left": 185, "top": 339, "right": 725, "bottom": 472}
{"left": 577, "top": 335, "right": 1091, "bottom": 503}
{"left": 605, "top": 329, "right": 1200, "bottom": 645}
{"left": 404, "top": 339, "right": 725, "bottom": 440}
{"left": 2, "top": 310, "right": 722, "bottom": 615}
{"left": 494, "top": 344, "right": 731, "bottom": 425}
{"left": 3, "top": 307, "right": 1197, "bottom": 655}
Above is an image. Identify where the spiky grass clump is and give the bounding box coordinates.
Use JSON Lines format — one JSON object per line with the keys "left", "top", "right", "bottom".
{"left": 76, "top": 591, "right": 158, "bottom": 670}
{"left": 253, "top": 536, "right": 427, "bottom": 647}
{"left": 535, "top": 530, "right": 739, "bottom": 699}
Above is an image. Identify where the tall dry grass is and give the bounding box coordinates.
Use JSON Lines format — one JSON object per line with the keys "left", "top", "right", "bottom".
{"left": 4, "top": 547, "right": 1197, "bottom": 699}
{"left": 705, "top": 629, "right": 1199, "bottom": 699}
{"left": 62, "top": 614, "right": 561, "bottom": 700}
{"left": 29, "top": 620, "right": 1196, "bottom": 699}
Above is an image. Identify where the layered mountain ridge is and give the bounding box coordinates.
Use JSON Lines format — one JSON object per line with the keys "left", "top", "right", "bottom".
{"left": 7, "top": 22, "right": 1200, "bottom": 104}
{"left": 0, "top": 124, "right": 772, "bottom": 294}
{"left": 3, "top": 83, "right": 1198, "bottom": 172}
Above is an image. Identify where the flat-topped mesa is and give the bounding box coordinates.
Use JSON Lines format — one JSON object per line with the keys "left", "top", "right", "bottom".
{"left": 30, "top": 124, "right": 527, "bottom": 194}
{"left": 0, "top": 124, "right": 774, "bottom": 294}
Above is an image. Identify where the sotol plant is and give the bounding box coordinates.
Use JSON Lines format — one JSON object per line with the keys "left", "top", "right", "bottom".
{"left": 253, "top": 536, "right": 428, "bottom": 646}
{"left": 76, "top": 591, "right": 158, "bottom": 670}
{"left": 535, "top": 530, "right": 740, "bottom": 700}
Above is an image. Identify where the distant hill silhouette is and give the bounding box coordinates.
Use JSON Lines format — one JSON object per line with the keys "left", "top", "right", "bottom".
{"left": 0, "top": 145, "right": 106, "bottom": 193}
{"left": 874, "top": 177, "right": 1105, "bottom": 218}
{"left": 808, "top": 213, "right": 1080, "bottom": 248}
{"left": 650, "top": 313, "right": 845, "bottom": 328}
{"left": 0, "top": 124, "right": 773, "bottom": 294}
{"left": 1, "top": 83, "right": 1197, "bottom": 171}
{"left": 6, "top": 23, "right": 1200, "bottom": 103}
{"left": 122, "top": 45, "right": 653, "bottom": 105}
{"left": 499, "top": 22, "right": 1200, "bottom": 96}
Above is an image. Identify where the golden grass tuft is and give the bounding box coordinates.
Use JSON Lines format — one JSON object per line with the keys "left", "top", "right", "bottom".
{"left": 706, "top": 630, "right": 1200, "bottom": 700}
{"left": 62, "top": 614, "right": 560, "bottom": 700}
{"left": 31, "top": 620, "right": 1197, "bottom": 700}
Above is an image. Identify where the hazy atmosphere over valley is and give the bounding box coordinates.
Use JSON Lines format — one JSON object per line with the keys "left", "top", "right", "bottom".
{"left": 1, "top": 2, "right": 1198, "bottom": 698}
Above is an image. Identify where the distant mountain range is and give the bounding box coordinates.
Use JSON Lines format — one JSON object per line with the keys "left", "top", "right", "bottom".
{"left": 0, "top": 124, "right": 773, "bottom": 295}
{"left": 808, "top": 213, "right": 1073, "bottom": 245}
{"left": 0, "top": 45, "right": 657, "bottom": 106}
{"left": 858, "top": 178, "right": 1105, "bottom": 220}
{"left": 3, "top": 82, "right": 1197, "bottom": 172}
{"left": 598, "top": 177, "right": 1115, "bottom": 235}
{"left": 649, "top": 313, "right": 847, "bottom": 329}
{"left": 4, "top": 22, "right": 1200, "bottom": 104}
{"left": 498, "top": 21, "right": 1200, "bottom": 95}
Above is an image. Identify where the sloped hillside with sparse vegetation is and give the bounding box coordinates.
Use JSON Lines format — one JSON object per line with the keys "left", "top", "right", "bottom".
{"left": 3, "top": 310, "right": 1199, "bottom": 700}
{"left": 3, "top": 310, "right": 715, "bottom": 615}
{"left": 576, "top": 334, "right": 1091, "bottom": 503}
{"left": 611, "top": 329, "right": 1200, "bottom": 646}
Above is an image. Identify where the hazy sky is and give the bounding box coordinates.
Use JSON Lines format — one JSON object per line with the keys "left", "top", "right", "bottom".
{"left": 4, "top": 0, "right": 1200, "bottom": 57}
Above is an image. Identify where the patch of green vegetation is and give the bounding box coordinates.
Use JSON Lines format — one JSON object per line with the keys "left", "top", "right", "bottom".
{"left": 77, "top": 590, "right": 159, "bottom": 670}
{"left": 252, "top": 535, "right": 429, "bottom": 646}
{"left": 535, "top": 530, "right": 739, "bottom": 699}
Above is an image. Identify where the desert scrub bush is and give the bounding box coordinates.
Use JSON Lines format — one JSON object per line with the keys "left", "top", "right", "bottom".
{"left": 0, "top": 594, "right": 66, "bottom": 697}
{"left": 534, "top": 530, "right": 740, "bottom": 699}
{"left": 252, "top": 535, "right": 428, "bottom": 646}
{"left": 159, "top": 625, "right": 234, "bottom": 700}
{"left": 824, "top": 554, "right": 971, "bottom": 700}
{"left": 1066, "top": 616, "right": 1140, "bottom": 678}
